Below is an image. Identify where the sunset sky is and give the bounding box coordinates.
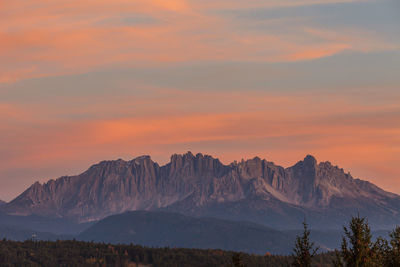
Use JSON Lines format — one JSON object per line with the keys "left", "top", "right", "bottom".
{"left": 0, "top": 0, "right": 399, "bottom": 201}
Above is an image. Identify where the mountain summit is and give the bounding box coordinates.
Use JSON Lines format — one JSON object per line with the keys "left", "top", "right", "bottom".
{"left": 3, "top": 152, "right": 400, "bottom": 229}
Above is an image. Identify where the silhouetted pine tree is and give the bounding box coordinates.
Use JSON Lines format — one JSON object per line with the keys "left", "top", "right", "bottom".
{"left": 372, "top": 237, "right": 389, "bottom": 266}
{"left": 333, "top": 250, "right": 345, "bottom": 267}
{"left": 335, "top": 215, "right": 380, "bottom": 267}
{"left": 292, "top": 220, "right": 319, "bottom": 267}
{"left": 387, "top": 226, "right": 400, "bottom": 266}
{"left": 232, "top": 252, "right": 245, "bottom": 267}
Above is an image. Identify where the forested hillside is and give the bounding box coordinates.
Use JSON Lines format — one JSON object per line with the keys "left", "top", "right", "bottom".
{"left": 0, "top": 240, "right": 335, "bottom": 267}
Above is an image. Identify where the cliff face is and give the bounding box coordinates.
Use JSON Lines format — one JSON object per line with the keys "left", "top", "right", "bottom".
{"left": 3, "top": 152, "right": 400, "bottom": 229}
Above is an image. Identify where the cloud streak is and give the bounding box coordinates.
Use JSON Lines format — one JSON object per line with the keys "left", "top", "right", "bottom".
{"left": 1, "top": 0, "right": 396, "bottom": 83}
{"left": 0, "top": 87, "right": 399, "bottom": 200}
{"left": 0, "top": 0, "right": 399, "bottom": 201}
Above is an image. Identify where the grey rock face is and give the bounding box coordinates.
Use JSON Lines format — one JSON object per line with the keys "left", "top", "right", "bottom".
{"left": 3, "top": 152, "right": 400, "bottom": 229}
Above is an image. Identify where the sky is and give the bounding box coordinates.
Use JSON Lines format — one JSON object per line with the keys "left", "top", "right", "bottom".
{"left": 0, "top": 0, "right": 399, "bottom": 201}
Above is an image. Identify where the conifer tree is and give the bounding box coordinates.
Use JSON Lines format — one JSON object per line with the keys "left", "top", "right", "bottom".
{"left": 372, "top": 237, "right": 389, "bottom": 266}
{"left": 292, "top": 220, "right": 319, "bottom": 267}
{"left": 337, "top": 215, "right": 378, "bottom": 267}
{"left": 232, "top": 252, "right": 245, "bottom": 267}
{"left": 387, "top": 226, "right": 400, "bottom": 266}
{"left": 333, "top": 250, "right": 345, "bottom": 267}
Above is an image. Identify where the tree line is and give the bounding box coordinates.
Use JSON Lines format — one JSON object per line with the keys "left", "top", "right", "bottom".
{"left": 292, "top": 215, "right": 400, "bottom": 267}
{"left": 0, "top": 215, "right": 398, "bottom": 266}
{"left": 0, "top": 239, "right": 296, "bottom": 266}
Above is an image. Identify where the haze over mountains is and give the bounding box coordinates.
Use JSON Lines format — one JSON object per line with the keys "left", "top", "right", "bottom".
{"left": 0, "top": 209, "right": 391, "bottom": 254}
{"left": 2, "top": 152, "right": 400, "bottom": 230}
{"left": 78, "top": 211, "right": 295, "bottom": 254}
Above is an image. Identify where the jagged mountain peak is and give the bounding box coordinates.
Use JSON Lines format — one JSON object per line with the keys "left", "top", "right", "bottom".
{"left": 292, "top": 155, "right": 342, "bottom": 171}
{"left": 304, "top": 154, "right": 317, "bottom": 164}
{"left": 132, "top": 155, "right": 152, "bottom": 162}
{"left": 169, "top": 152, "right": 228, "bottom": 178}
{"left": 291, "top": 154, "right": 318, "bottom": 170}
{"left": 2, "top": 152, "right": 399, "bottom": 229}
{"left": 170, "top": 151, "right": 222, "bottom": 163}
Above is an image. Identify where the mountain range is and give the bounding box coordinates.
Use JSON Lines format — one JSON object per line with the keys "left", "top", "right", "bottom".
{"left": 0, "top": 210, "right": 390, "bottom": 254}
{"left": 0, "top": 211, "right": 92, "bottom": 235}
{"left": 2, "top": 152, "right": 400, "bottom": 229}
{"left": 78, "top": 211, "right": 294, "bottom": 254}
{"left": 77, "top": 211, "right": 392, "bottom": 254}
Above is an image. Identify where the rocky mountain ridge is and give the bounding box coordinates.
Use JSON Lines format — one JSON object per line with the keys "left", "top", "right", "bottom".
{"left": 2, "top": 152, "right": 400, "bottom": 229}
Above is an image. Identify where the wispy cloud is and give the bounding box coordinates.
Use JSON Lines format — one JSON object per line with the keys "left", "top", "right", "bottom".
{"left": 1, "top": 87, "right": 399, "bottom": 199}
{"left": 1, "top": 0, "right": 396, "bottom": 83}
{"left": 0, "top": 0, "right": 399, "bottom": 200}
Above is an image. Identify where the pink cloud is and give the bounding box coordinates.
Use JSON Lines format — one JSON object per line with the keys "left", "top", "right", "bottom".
{"left": 0, "top": 90, "right": 399, "bottom": 200}
{"left": 0, "top": 0, "right": 392, "bottom": 83}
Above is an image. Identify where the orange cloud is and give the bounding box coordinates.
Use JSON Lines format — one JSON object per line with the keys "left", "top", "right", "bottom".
{"left": 0, "top": 91, "right": 400, "bottom": 172}
{"left": 285, "top": 43, "right": 351, "bottom": 61}
{"left": 192, "top": 0, "right": 368, "bottom": 10}
{"left": 0, "top": 0, "right": 399, "bottom": 201}
{"left": 2, "top": 104, "right": 399, "bottom": 197}
{"left": 0, "top": 0, "right": 392, "bottom": 83}
{"left": 1, "top": 91, "right": 399, "bottom": 190}
{"left": 151, "top": 0, "right": 189, "bottom": 12}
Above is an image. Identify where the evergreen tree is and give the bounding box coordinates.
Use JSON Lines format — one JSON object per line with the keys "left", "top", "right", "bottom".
{"left": 333, "top": 250, "right": 345, "bottom": 267}
{"left": 387, "top": 226, "right": 400, "bottom": 266}
{"left": 232, "top": 252, "right": 245, "bottom": 267}
{"left": 292, "top": 220, "right": 319, "bottom": 267}
{"left": 337, "top": 215, "right": 378, "bottom": 267}
{"left": 372, "top": 237, "right": 389, "bottom": 266}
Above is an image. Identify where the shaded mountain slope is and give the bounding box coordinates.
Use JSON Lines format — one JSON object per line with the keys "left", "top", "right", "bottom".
{"left": 0, "top": 225, "right": 67, "bottom": 241}
{"left": 0, "top": 211, "right": 93, "bottom": 235}
{"left": 78, "top": 211, "right": 294, "bottom": 255}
